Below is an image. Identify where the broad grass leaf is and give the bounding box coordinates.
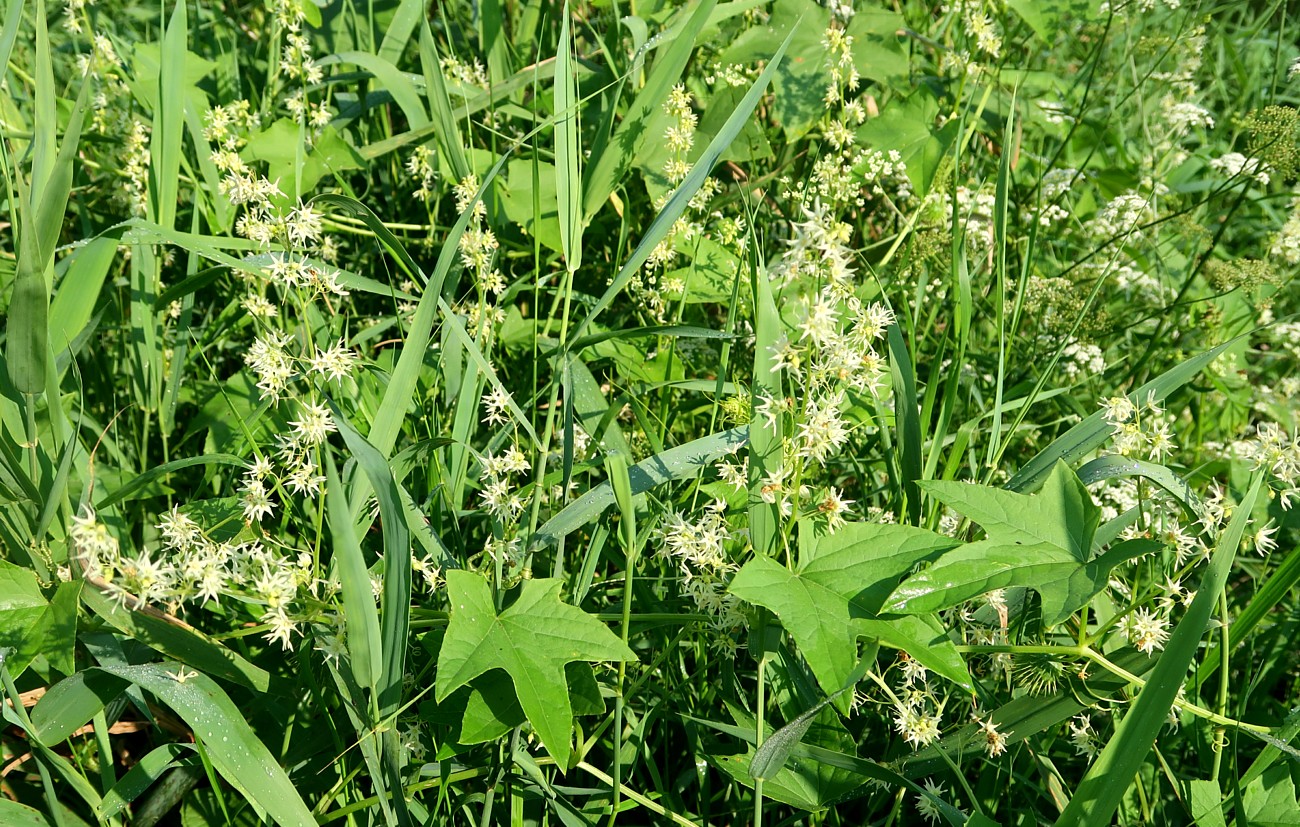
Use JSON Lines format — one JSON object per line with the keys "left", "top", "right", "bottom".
{"left": 325, "top": 453, "right": 382, "bottom": 693}
{"left": 0, "top": 0, "right": 26, "bottom": 82}
{"left": 887, "top": 322, "right": 923, "bottom": 525}
{"left": 554, "top": 6, "right": 581, "bottom": 270}
{"left": 80, "top": 588, "right": 271, "bottom": 692}
{"left": 1007, "top": 332, "right": 1250, "bottom": 494}
{"left": 377, "top": 0, "right": 424, "bottom": 65}
{"left": 730, "top": 522, "right": 968, "bottom": 710}
{"left": 7, "top": 234, "right": 48, "bottom": 395}
{"left": 435, "top": 572, "right": 635, "bottom": 768}
{"left": 330, "top": 404, "right": 411, "bottom": 720}
{"left": 147, "top": 0, "right": 186, "bottom": 230}
{"left": 48, "top": 236, "right": 117, "bottom": 358}
{"left": 30, "top": 669, "right": 127, "bottom": 745}
{"left": 100, "top": 743, "right": 196, "bottom": 820}
{"left": 0, "top": 800, "right": 46, "bottom": 826}
{"left": 532, "top": 427, "right": 746, "bottom": 550}
{"left": 36, "top": 665, "right": 315, "bottom": 826}
{"left": 95, "top": 453, "right": 245, "bottom": 510}
{"left": 417, "top": 20, "right": 470, "bottom": 181}
{"left": 1054, "top": 474, "right": 1263, "bottom": 827}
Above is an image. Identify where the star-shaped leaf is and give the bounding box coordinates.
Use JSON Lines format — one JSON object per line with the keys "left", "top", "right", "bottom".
{"left": 884, "top": 462, "right": 1157, "bottom": 624}
{"left": 922, "top": 460, "right": 1100, "bottom": 560}
{"left": 435, "top": 572, "right": 635, "bottom": 768}
{"left": 729, "top": 522, "right": 969, "bottom": 710}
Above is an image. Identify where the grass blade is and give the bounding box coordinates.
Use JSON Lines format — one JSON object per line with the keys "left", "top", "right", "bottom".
{"left": 748, "top": 267, "right": 783, "bottom": 559}
{"left": 148, "top": 0, "right": 186, "bottom": 231}
{"left": 315, "top": 154, "right": 509, "bottom": 458}
{"left": 581, "top": 0, "right": 718, "bottom": 222}
{"left": 554, "top": 3, "right": 582, "bottom": 272}
{"left": 325, "top": 452, "right": 382, "bottom": 695}
{"left": 48, "top": 236, "right": 117, "bottom": 359}
{"left": 330, "top": 404, "right": 411, "bottom": 720}
{"left": 568, "top": 21, "right": 796, "bottom": 342}
{"left": 93, "top": 454, "right": 244, "bottom": 510}
{"left": 99, "top": 743, "right": 196, "bottom": 820}
{"left": 377, "top": 0, "right": 423, "bottom": 65}
{"left": 887, "top": 322, "right": 923, "bottom": 525}
{"left": 1055, "top": 474, "right": 1264, "bottom": 826}
{"left": 323, "top": 52, "right": 429, "bottom": 129}
{"left": 35, "top": 666, "right": 317, "bottom": 826}
{"left": 532, "top": 427, "right": 747, "bottom": 550}
{"left": 418, "top": 20, "right": 471, "bottom": 182}
{"left": 79, "top": 587, "right": 271, "bottom": 692}
{"left": 0, "top": 0, "right": 26, "bottom": 82}
{"left": 1006, "top": 330, "right": 1251, "bottom": 493}
{"left": 437, "top": 295, "right": 542, "bottom": 450}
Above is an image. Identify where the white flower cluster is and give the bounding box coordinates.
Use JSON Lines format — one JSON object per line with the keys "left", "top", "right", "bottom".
{"left": 246, "top": 334, "right": 358, "bottom": 401}
{"left": 1269, "top": 198, "right": 1300, "bottom": 264}
{"left": 1100, "top": 394, "right": 1176, "bottom": 461}
{"left": 478, "top": 445, "right": 530, "bottom": 522}
{"left": 1089, "top": 191, "right": 1152, "bottom": 239}
{"left": 1061, "top": 341, "right": 1105, "bottom": 381}
{"left": 71, "top": 506, "right": 326, "bottom": 650}
{"left": 1161, "top": 97, "right": 1215, "bottom": 136}
{"left": 654, "top": 502, "right": 747, "bottom": 639}
{"left": 1236, "top": 421, "right": 1300, "bottom": 509}
{"left": 1210, "top": 152, "right": 1270, "bottom": 185}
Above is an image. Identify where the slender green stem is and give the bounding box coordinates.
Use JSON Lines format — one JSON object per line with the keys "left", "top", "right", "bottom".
{"left": 578, "top": 761, "right": 701, "bottom": 827}
{"left": 523, "top": 265, "right": 576, "bottom": 576}
{"left": 754, "top": 653, "right": 768, "bottom": 827}
{"left": 1211, "top": 589, "right": 1231, "bottom": 781}
{"left": 956, "top": 643, "right": 1271, "bottom": 733}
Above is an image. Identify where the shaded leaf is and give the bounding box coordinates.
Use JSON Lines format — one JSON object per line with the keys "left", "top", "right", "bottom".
{"left": 730, "top": 522, "right": 969, "bottom": 709}
{"left": 457, "top": 662, "right": 606, "bottom": 745}
{"left": 885, "top": 462, "right": 1150, "bottom": 625}
{"left": 436, "top": 572, "right": 635, "bottom": 768}
{"left": 1244, "top": 766, "right": 1300, "bottom": 827}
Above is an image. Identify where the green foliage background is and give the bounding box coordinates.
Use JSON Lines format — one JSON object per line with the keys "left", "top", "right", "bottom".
{"left": 1, "top": 0, "right": 1299, "bottom": 824}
